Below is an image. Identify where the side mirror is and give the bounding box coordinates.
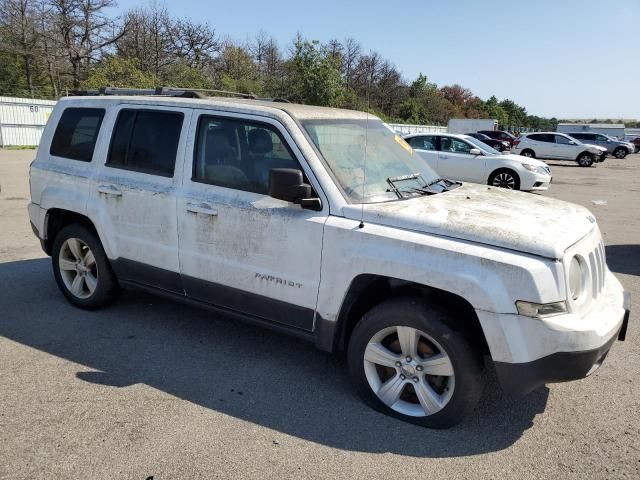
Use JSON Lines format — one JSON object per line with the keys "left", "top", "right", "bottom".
{"left": 469, "top": 148, "right": 481, "bottom": 155}
{"left": 268, "top": 168, "right": 321, "bottom": 210}
{"left": 568, "top": 141, "right": 576, "bottom": 145}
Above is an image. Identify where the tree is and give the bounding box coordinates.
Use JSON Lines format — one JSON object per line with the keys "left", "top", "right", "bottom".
{"left": 48, "top": 0, "right": 127, "bottom": 88}
{"left": 286, "top": 39, "right": 343, "bottom": 106}
{"left": 0, "top": 0, "right": 39, "bottom": 95}
{"left": 82, "top": 55, "right": 154, "bottom": 88}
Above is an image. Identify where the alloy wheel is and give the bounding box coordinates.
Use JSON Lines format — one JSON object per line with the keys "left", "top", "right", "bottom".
{"left": 58, "top": 238, "right": 98, "bottom": 299}
{"left": 363, "top": 326, "right": 455, "bottom": 417}
{"left": 492, "top": 172, "right": 516, "bottom": 189}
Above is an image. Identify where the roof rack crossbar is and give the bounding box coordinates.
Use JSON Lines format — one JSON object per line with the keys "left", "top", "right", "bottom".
{"left": 69, "top": 86, "right": 259, "bottom": 100}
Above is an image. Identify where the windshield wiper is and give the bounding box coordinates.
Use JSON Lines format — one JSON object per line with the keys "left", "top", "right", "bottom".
{"left": 386, "top": 173, "right": 424, "bottom": 199}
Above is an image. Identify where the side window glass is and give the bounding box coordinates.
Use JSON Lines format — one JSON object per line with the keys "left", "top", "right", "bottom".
{"left": 50, "top": 108, "right": 105, "bottom": 161}
{"left": 193, "top": 116, "right": 299, "bottom": 194}
{"left": 443, "top": 137, "right": 473, "bottom": 154}
{"left": 408, "top": 136, "right": 436, "bottom": 150}
{"left": 107, "top": 109, "right": 183, "bottom": 177}
{"left": 555, "top": 135, "right": 572, "bottom": 145}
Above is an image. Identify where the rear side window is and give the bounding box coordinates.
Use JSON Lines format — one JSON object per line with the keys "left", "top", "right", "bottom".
{"left": 407, "top": 136, "right": 437, "bottom": 150}
{"left": 528, "top": 134, "right": 554, "bottom": 143}
{"left": 107, "top": 109, "right": 183, "bottom": 177}
{"left": 50, "top": 108, "right": 105, "bottom": 161}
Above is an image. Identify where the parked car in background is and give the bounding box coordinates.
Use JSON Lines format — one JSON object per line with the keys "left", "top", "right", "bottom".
{"left": 465, "top": 132, "right": 510, "bottom": 152}
{"left": 566, "top": 132, "right": 634, "bottom": 159}
{"left": 623, "top": 135, "right": 640, "bottom": 153}
{"left": 512, "top": 132, "right": 607, "bottom": 166}
{"left": 404, "top": 133, "right": 551, "bottom": 191}
{"left": 477, "top": 129, "right": 518, "bottom": 146}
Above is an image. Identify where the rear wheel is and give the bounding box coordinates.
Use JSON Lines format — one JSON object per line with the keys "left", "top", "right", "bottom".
{"left": 613, "top": 147, "right": 627, "bottom": 159}
{"left": 52, "top": 224, "right": 118, "bottom": 309}
{"left": 577, "top": 152, "right": 594, "bottom": 167}
{"left": 520, "top": 149, "right": 535, "bottom": 158}
{"left": 347, "top": 298, "right": 484, "bottom": 429}
{"left": 489, "top": 169, "right": 520, "bottom": 190}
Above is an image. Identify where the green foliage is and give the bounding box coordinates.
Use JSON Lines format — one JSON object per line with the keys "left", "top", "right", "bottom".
{"left": 83, "top": 57, "right": 156, "bottom": 89}
{"left": 287, "top": 40, "right": 344, "bottom": 107}
{"left": 161, "top": 61, "right": 214, "bottom": 90}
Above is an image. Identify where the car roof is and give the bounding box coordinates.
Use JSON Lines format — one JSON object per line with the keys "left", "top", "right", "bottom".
{"left": 57, "top": 95, "right": 374, "bottom": 121}
{"left": 402, "top": 132, "right": 465, "bottom": 139}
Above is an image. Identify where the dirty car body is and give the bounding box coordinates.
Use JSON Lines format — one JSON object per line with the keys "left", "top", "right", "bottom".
{"left": 28, "top": 93, "right": 630, "bottom": 428}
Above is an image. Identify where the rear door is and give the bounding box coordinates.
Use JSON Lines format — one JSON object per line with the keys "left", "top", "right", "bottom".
{"left": 176, "top": 110, "right": 328, "bottom": 332}
{"left": 407, "top": 135, "right": 440, "bottom": 171}
{"left": 528, "top": 134, "right": 556, "bottom": 158}
{"left": 88, "top": 104, "right": 191, "bottom": 293}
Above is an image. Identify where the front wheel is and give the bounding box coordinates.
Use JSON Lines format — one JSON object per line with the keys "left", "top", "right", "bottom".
{"left": 347, "top": 298, "right": 484, "bottom": 429}
{"left": 613, "top": 147, "right": 627, "bottom": 159}
{"left": 489, "top": 169, "right": 520, "bottom": 190}
{"left": 577, "top": 152, "right": 595, "bottom": 167}
{"left": 520, "top": 149, "right": 535, "bottom": 158}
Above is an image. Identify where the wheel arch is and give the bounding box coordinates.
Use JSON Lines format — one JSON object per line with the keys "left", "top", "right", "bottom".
{"left": 315, "top": 274, "right": 490, "bottom": 357}
{"left": 43, "top": 209, "right": 102, "bottom": 256}
{"left": 488, "top": 167, "right": 521, "bottom": 189}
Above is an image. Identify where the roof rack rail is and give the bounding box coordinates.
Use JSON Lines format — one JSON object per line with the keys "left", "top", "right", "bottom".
{"left": 69, "top": 86, "right": 259, "bottom": 100}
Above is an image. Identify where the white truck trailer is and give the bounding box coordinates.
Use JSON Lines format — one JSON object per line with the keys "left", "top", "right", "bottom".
{"left": 447, "top": 118, "right": 498, "bottom": 134}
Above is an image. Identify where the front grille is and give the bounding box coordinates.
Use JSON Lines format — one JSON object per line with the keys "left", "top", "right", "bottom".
{"left": 588, "top": 241, "right": 606, "bottom": 299}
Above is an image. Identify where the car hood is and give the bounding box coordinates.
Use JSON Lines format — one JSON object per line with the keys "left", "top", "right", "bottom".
{"left": 343, "top": 183, "right": 595, "bottom": 259}
{"left": 581, "top": 143, "right": 607, "bottom": 152}
{"left": 499, "top": 153, "right": 548, "bottom": 167}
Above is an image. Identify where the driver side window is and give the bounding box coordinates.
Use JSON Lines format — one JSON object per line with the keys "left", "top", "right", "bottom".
{"left": 193, "top": 116, "right": 299, "bottom": 194}
{"left": 441, "top": 137, "right": 473, "bottom": 154}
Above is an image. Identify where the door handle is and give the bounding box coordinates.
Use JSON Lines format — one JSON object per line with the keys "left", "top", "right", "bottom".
{"left": 98, "top": 184, "right": 122, "bottom": 197}
{"left": 440, "top": 155, "right": 449, "bottom": 159}
{"left": 186, "top": 202, "right": 218, "bottom": 216}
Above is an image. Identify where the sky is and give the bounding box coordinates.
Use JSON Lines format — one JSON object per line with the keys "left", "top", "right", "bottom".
{"left": 114, "top": 0, "right": 639, "bottom": 119}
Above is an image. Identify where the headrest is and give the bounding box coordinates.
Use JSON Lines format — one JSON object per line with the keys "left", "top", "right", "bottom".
{"left": 248, "top": 128, "right": 273, "bottom": 155}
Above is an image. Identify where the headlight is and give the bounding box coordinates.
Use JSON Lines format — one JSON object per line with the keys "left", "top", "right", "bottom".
{"left": 522, "top": 163, "right": 537, "bottom": 172}
{"left": 568, "top": 255, "right": 587, "bottom": 302}
{"left": 516, "top": 300, "right": 567, "bottom": 318}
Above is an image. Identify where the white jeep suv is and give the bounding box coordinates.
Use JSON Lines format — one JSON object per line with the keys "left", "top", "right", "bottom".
{"left": 28, "top": 89, "right": 630, "bottom": 428}
{"left": 512, "top": 132, "right": 607, "bottom": 166}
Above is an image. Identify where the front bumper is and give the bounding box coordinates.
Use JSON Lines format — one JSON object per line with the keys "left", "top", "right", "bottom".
{"left": 477, "top": 273, "right": 629, "bottom": 394}
{"left": 495, "top": 309, "right": 628, "bottom": 394}
{"left": 522, "top": 171, "right": 551, "bottom": 191}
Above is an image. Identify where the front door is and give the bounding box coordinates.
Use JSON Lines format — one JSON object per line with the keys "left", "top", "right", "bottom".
{"left": 176, "top": 110, "right": 328, "bottom": 332}
{"left": 438, "top": 136, "right": 485, "bottom": 182}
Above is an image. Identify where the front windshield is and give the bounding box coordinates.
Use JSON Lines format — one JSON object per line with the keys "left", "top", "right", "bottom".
{"left": 301, "top": 118, "right": 441, "bottom": 203}
{"left": 464, "top": 136, "right": 501, "bottom": 155}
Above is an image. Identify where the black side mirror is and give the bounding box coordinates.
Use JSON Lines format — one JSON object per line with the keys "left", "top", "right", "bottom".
{"left": 268, "top": 168, "right": 321, "bottom": 210}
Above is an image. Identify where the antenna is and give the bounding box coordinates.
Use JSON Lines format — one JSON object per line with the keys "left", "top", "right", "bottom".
{"left": 359, "top": 62, "right": 372, "bottom": 229}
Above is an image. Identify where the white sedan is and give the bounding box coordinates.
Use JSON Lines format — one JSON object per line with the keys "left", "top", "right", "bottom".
{"left": 404, "top": 133, "right": 552, "bottom": 191}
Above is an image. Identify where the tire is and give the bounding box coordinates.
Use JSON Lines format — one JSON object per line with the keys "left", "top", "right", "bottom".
{"left": 613, "top": 147, "right": 627, "bottom": 159}
{"left": 347, "top": 297, "right": 484, "bottom": 429}
{"left": 520, "top": 149, "right": 535, "bottom": 158}
{"left": 52, "top": 224, "right": 118, "bottom": 309}
{"left": 577, "top": 152, "right": 594, "bottom": 167}
{"left": 488, "top": 169, "right": 520, "bottom": 190}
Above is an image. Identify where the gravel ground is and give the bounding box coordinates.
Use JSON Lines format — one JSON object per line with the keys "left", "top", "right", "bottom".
{"left": 0, "top": 148, "right": 638, "bottom": 480}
